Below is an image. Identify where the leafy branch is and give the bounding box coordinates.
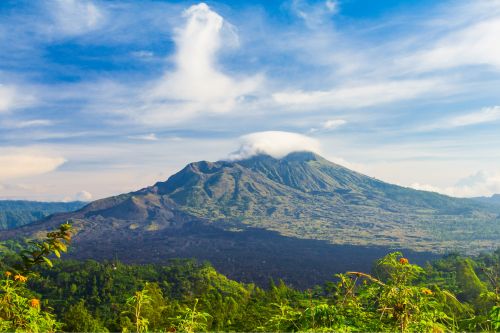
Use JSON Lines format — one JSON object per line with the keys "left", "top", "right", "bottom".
{"left": 19, "top": 222, "right": 72, "bottom": 272}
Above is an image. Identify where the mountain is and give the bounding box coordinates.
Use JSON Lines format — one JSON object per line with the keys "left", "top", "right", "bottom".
{"left": 154, "top": 152, "right": 499, "bottom": 252}
{"left": 472, "top": 194, "right": 500, "bottom": 206}
{"left": 0, "top": 200, "right": 85, "bottom": 230}
{"left": 1, "top": 152, "right": 499, "bottom": 287}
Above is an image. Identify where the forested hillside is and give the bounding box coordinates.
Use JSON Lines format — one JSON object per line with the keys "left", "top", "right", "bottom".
{"left": 0, "top": 200, "right": 85, "bottom": 230}
{"left": 0, "top": 225, "right": 499, "bottom": 332}
{"left": 2, "top": 153, "right": 499, "bottom": 273}
{"left": 474, "top": 194, "right": 500, "bottom": 206}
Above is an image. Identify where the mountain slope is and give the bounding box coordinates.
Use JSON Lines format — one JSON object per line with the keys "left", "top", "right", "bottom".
{"left": 472, "top": 194, "right": 500, "bottom": 206}
{"left": 0, "top": 200, "right": 85, "bottom": 230}
{"left": 1, "top": 152, "right": 499, "bottom": 286}
{"left": 153, "top": 152, "right": 499, "bottom": 252}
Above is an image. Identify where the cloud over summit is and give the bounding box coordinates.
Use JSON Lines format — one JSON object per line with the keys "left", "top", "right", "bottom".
{"left": 2, "top": 0, "right": 500, "bottom": 200}
{"left": 228, "top": 131, "right": 321, "bottom": 160}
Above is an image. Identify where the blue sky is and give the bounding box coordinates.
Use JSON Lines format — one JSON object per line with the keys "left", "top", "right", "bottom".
{"left": 1, "top": 0, "right": 500, "bottom": 201}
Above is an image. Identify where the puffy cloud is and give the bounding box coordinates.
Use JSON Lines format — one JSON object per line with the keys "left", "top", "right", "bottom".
{"left": 0, "top": 154, "right": 66, "bottom": 181}
{"left": 138, "top": 3, "right": 261, "bottom": 124}
{"left": 411, "top": 171, "right": 500, "bottom": 197}
{"left": 75, "top": 190, "right": 92, "bottom": 201}
{"left": 48, "top": 0, "right": 104, "bottom": 37}
{"left": 228, "top": 131, "right": 321, "bottom": 160}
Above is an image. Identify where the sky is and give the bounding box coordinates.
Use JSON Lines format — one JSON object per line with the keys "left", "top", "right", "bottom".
{"left": 1, "top": 0, "right": 500, "bottom": 201}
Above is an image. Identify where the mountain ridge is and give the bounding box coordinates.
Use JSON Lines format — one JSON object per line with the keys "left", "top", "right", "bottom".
{"left": 472, "top": 193, "right": 500, "bottom": 206}
{"left": 1, "top": 151, "right": 499, "bottom": 286}
{"left": 0, "top": 200, "right": 85, "bottom": 230}
{"left": 4, "top": 152, "right": 499, "bottom": 251}
{"left": 144, "top": 151, "right": 498, "bottom": 252}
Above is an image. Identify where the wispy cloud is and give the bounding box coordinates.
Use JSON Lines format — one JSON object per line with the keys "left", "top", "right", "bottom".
{"left": 444, "top": 106, "right": 500, "bottom": 128}
{"left": 290, "top": 0, "right": 339, "bottom": 28}
{"left": 2, "top": 0, "right": 500, "bottom": 200}
{"left": 8, "top": 119, "right": 54, "bottom": 128}
{"left": 273, "top": 79, "right": 446, "bottom": 109}
{"left": 0, "top": 85, "right": 18, "bottom": 113}
{"left": 127, "top": 133, "right": 159, "bottom": 141}
{"left": 46, "top": 0, "right": 105, "bottom": 37}
{"left": 420, "top": 106, "right": 500, "bottom": 130}
{"left": 309, "top": 119, "right": 346, "bottom": 133}
{"left": 322, "top": 119, "right": 346, "bottom": 129}
{"left": 400, "top": 9, "right": 500, "bottom": 73}
{"left": 0, "top": 84, "right": 35, "bottom": 113}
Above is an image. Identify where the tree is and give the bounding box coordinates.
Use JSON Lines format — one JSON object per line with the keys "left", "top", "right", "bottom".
{"left": 62, "top": 300, "right": 108, "bottom": 332}
{"left": 0, "top": 223, "right": 72, "bottom": 332}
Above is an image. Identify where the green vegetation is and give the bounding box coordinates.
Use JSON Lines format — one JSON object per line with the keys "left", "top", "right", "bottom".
{"left": 2, "top": 152, "right": 500, "bottom": 291}
{"left": 156, "top": 152, "right": 500, "bottom": 253}
{"left": 8, "top": 152, "right": 498, "bottom": 256}
{"left": 0, "top": 223, "right": 71, "bottom": 332}
{"left": 473, "top": 194, "right": 500, "bottom": 206}
{"left": 0, "top": 201, "right": 84, "bottom": 230}
{"left": 1, "top": 224, "right": 500, "bottom": 332}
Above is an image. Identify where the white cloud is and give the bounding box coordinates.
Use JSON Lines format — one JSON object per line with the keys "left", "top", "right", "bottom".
{"left": 0, "top": 85, "right": 17, "bottom": 113}
{"left": 325, "top": 0, "right": 338, "bottom": 13}
{"left": 411, "top": 171, "right": 500, "bottom": 197}
{"left": 420, "top": 106, "right": 500, "bottom": 131}
{"left": 48, "top": 0, "right": 104, "bottom": 36}
{"left": 404, "top": 16, "right": 500, "bottom": 72}
{"left": 274, "top": 1, "right": 500, "bottom": 111}
{"left": 290, "top": 0, "right": 339, "bottom": 28}
{"left": 445, "top": 106, "right": 500, "bottom": 128}
{"left": 137, "top": 3, "right": 261, "bottom": 124}
{"left": 0, "top": 84, "right": 35, "bottom": 113}
{"left": 11, "top": 119, "right": 54, "bottom": 128}
{"left": 273, "top": 79, "right": 445, "bottom": 109}
{"left": 228, "top": 131, "right": 321, "bottom": 160}
{"left": 75, "top": 190, "right": 92, "bottom": 201}
{"left": 309, "top": 119, "right": 346, "bottom": 133}
{"left": 323, "top": 119, "right": 346, "bottom": 129}
{"left": 0, "top": 153, "right": 66, "bottom": 181}
{"left": 127, "top": 133, "right": 159, "bottom": 141}
{"left": 131, "top": 50, "right": 155, "bottom": 60}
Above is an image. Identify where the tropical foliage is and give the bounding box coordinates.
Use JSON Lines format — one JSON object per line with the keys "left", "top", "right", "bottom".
{"left": 0, "top": 223, "right": 71, "bottom": 332}
{"left": 1, "top": 224, "right": 499, "bottom": 332}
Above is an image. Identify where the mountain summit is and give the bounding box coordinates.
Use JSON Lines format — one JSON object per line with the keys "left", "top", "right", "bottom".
{"left": 148, "top": 151, "right": 498, "bottom": 252}
{"left": 2, "top": 152, "right": 499, "bottom": 286}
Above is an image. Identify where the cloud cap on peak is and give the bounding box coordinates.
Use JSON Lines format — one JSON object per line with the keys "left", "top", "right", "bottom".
{"left": 228, "top": 131, "right": 321, "bottom": 161}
